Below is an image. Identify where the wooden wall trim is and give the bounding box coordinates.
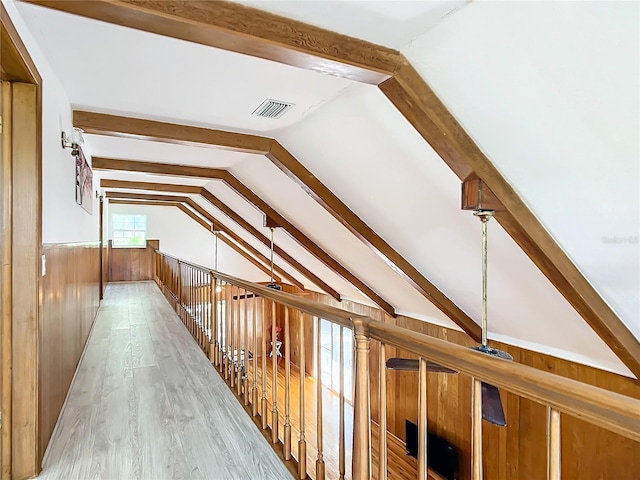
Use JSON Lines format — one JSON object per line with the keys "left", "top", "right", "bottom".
{"left": 379, "top": 58, "right": 640, "bottom": 379}
{"left": 25, "top": 0, "right": 398, "bottom": 84}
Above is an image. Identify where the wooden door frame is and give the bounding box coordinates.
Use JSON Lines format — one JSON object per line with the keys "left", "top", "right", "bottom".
{"left": 1, "top": 4, "right": 43, "bottom": 479}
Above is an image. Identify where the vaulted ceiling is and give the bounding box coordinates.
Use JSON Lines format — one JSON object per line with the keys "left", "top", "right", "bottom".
{"left": 10, "top": 0, "right": 639, "bottom": 378}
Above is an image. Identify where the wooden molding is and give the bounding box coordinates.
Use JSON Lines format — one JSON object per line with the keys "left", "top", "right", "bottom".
{"left": 380, "top": 57, "right": 640, "bottom": 378}
{"left": 25, "top": 0, "right": 398, "bottom": 84}
{"left": 105, "top": 191, "right": 185, "bottom": 203}
{"left": 267, "top": 140, "right": 481, "bottom": 340}
{"left": 100, "top": 179, "right": 202, "bottom": 194}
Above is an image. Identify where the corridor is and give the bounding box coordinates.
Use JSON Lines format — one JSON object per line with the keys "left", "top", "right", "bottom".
{"left": 37, "top": 282, "right": 293, "bottom": 480}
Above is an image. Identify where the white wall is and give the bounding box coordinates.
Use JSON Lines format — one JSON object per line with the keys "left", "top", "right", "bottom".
{"left": 108, "top": 203, "right": 270, "bottom": 282}
{"left": 6, "top": 1, "right": 100, "bottom": 244}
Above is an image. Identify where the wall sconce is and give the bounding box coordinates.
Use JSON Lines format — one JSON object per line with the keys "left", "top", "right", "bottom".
{"left": 61, "top": 127, "right": 85, "bottom": 157}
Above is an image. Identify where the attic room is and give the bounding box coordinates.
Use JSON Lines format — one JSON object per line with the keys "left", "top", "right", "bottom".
{"left": 0, "top": 1, "right": 638, "bottom": 480}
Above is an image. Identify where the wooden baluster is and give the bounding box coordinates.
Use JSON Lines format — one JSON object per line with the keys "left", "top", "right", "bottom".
{"left": 177, "top": 261, "right": 182, "bottom": 322}
{"left": 547, "top": 407, "right": 561, "bottom": 480}
{"left": 298, "top": 311, "right": 307, "bottom": 479}
{"left": 339, "top": 326, "right": 346, "bottom": 480}
{"left": 224, "top": 283, "right": 232, "bottom": 383}
{"left": 472, "top": 378, "right": 483, "bottom": 480}
{"left": 261, "top": 298, "right": 268, "bottom": 429}
{"left": 315, "top": 316, "right": 325, "bottom": 480}
{"left": 197, "top": 270, "right": 201, "bottom": 345}
{"left": 252, "top": 292, "right": 259, "bottom": 416}
{"left": 231, "top": 285, "right": 236, "bottom": 389}
{"left": 220, "top": 281, "right": 226, "bottom": 375}
{"left": 284, "top": 306, "right": 292, "bottom": 460}
{"left": 244, "top": 289, "right": 250, "bottom": 405}
{"left": 237, "top": 286, "right": 243, "bottom": 396}
{"left": 271, "top": 300, "right": 279, "bottom": 444}
{"left": 378, "top": 342, "right": 387, "bottom": 480}
{"left": 418, "top": 358, "right": 428, "bottom": 480}
{"left": 199, "top": 271, "right": 204, "bottom": 348}
{"left": 210, "top": 274, "right": 216, "bottom": 365}
{"left": 190, "top": 268, "right": 194, "bottom": 335}
{"left": 352, "top": 319, "right": 371, "bottom": 480}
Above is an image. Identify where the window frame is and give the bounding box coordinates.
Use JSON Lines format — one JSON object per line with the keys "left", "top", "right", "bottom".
{"left": 112, "top": 213, "right": 147, "bottom": 248}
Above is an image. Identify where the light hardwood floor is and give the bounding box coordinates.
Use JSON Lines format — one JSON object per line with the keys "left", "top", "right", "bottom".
{"left": 37, "top": 281, "right": 294, "bottom": 480}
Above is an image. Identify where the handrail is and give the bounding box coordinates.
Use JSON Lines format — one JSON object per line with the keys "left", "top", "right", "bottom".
{"left": 155, "top": 250, "right": 640, "bottom": 443}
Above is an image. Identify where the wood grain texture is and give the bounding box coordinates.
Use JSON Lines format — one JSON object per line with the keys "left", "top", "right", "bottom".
{"left": 1, "top": 3, "right": 41, "bottom": 83}
{"left": 267, "top": 140, "right": 480, "bottom": 340}
{"left": 37, "top": 281, "right": 294, "bottom": 480}
{"left": 380, "top": 57, "right": 640, "bottom": 379}
{"left": 39, "top": 243, "right": 101, "bottom": 463}
{"left": 0, "top": 81, "right": 12, "bottom": 480}
{"left": 100, "top": 178, "right": 202, "bottom": 194}
{"left": 94, "top": 156, "right": 227, "bottom": 179}
{"left": 108, "top": 240, "right": 159, "bottom": 282}
{"left": 74, "top": 111, "right": 272, "bottom": 153}
{"left": 26, "top": 0, "right": 398, "bottom": 84}
{"left": 11, "top": 82, "right": 39, "bottom": 480}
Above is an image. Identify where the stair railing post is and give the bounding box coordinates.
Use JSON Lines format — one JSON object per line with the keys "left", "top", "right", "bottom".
{"left": 352, "top": 318, "right": 371, "bottom": 480}
{"left": 547, "top": 407, "right": 561, "bottom": 480}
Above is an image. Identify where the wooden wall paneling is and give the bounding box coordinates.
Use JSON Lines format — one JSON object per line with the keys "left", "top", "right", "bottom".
{"left": 107, "top": 240, "right": 159, "bottom": 282}
{"left": 11, "top": 82, "right": 39, "bottom": 480}
{"left": 39, "top": 244, "right": 100, "bottom": 462}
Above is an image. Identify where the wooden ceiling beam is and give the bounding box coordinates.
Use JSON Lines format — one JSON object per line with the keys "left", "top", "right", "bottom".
{"left": 93, "top": 157, "right": 226, "bottom": 179}
{"left": 105, "top": 191, "right": 185, "bottom": 203}
{"left": 108, "top": 199, "right": 182, "bottom": 208}
{"left": 379, "top": 58, "right": 640, "bottom": 377}
{"left": 267, "top": 140, "right": 481, "bottom": 340}
{"left": 101, "top": 178, "right": 202, "bottom": 194}
{"left": 25, "top": 0, "right": 398, "bottom": 84}
{"left": 74, "top": 111, "right": 271, "bottom": 153}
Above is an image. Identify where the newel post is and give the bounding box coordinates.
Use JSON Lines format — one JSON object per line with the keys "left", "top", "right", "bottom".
{"left": 352, "top": 318, "right": 372, "bottom": 480}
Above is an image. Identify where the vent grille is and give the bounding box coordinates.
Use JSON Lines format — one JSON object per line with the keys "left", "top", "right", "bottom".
{"left": 252, "top": 99, "right": 295, "bottom": 119}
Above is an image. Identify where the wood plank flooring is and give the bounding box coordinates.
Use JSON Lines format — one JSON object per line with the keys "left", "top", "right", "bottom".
{"left": 37, "top": 281, "right": 294, "bottom": 480}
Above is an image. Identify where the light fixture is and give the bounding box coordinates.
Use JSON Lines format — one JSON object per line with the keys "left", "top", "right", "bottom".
{"left": 61, "top": 127, "right": 85, "bottom": 157}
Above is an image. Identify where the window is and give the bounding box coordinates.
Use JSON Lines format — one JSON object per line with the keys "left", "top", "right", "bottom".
{"left": 319, "top": 318, "right": 354, "bottom": 403}
{"left": 112, "top": 214, "right": 147, "bottom": 247}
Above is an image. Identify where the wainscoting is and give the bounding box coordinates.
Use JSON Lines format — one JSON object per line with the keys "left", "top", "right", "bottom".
{"left": 39, "top": 242, "right": 101, "bottom": 462}
{"left": 108, "top": 239, "right": 159, "bottom": 282}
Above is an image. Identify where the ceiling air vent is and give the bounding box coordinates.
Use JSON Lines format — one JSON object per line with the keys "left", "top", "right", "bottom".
{"left": 252, "top": 99, "right": 295, "bottom": 119}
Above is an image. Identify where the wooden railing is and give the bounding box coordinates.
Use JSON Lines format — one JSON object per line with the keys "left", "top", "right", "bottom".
{"left": 154, "top": 251, "right": 640, "bottom": 480}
